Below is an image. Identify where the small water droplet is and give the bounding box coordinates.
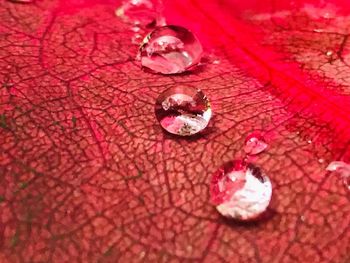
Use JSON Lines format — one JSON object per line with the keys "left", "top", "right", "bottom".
{"left": 205, "top": 54, "right": 221, "bottom": 65}
{"left": 131, "top": 26, "right": 141, "bottom": 33}
{"left": 307, "top": 140, "right": 312, "bottom": 144}
{"left": 326, "top": 161, "right": 350, "bottom": 190}
{"left": 155, "top": 86, "right": 211, "bottom": 136}
{"left": 313, "top": 28, "right": 324, "bottom": 33}
{"left": 244, "top": 132, "right": 268, "bottom": 156}
{"left": 210, "top": 160, "right": 272, "bottom": 221}
{"left": 318, "top": 158, "right": 325, "bottom": 164}
{"left": 300, "top": 215, "right": 305, "bottom": 222}
{"left": 326, "top": 50, "right": 333, "bottom": 56}
{"left": 116, "top": 0, "right": 165, "bottom": 28}
{"left": 138, "top": 25, "right": 203, "bottom": 74}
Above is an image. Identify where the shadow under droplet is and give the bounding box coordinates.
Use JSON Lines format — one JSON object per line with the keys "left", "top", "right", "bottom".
{"left": 141, "top": 62, "right": 207, "bottom": 76}
{"left": 161, "top": 125, "right": 217, "bottom": 141}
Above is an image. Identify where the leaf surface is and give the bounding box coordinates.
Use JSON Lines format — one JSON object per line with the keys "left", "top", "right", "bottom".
{"left": 0, "top": 0, "right": 350, "bottom": 262}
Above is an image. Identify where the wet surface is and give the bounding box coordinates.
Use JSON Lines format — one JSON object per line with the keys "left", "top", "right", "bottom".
{"left": 0, "top": 0, "right": 350, "bottom": 262}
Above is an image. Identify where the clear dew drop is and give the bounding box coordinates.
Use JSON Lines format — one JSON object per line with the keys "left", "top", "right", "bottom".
{"left": 138, "top": 25, "right": 203, "bottom": 74}
{"left": 210, "top": 160, "right": 272, "bottom": 221}
{"left": 244, "top": 132, "right": 268, "bottom": 156}
{"left": 326, "top": 161, "right": 350, "bottom": 190}
{"left": 155, "top": 86, "right": 211, "bottom": 136}
{"left": 115, "top": 0, "right": 165, "bottom": 28}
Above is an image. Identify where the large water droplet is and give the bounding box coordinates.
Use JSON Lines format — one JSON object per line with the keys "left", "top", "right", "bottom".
{"left": 326, "top": 161, "right": 350, "bottom": 190}
{"left": 210, "top": 160, "right": 272, "bottom": 221}
{"left": 138, "top": 25, "right": 203, "bottom": 74}
{"left": 116, "top": 0, "right": 165, "bottom": 28}
{"left": 155, "top": 86, "right": 211, "bottom": 136}
{"left": 244, "top": 132, "right": 268, "bottom": 156}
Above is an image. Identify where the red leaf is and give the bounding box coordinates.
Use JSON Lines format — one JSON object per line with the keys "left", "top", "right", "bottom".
{"left": 0, "top": 0, "right": 350, "bottom": 262}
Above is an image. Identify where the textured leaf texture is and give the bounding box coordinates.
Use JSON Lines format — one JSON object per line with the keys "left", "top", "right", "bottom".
{"left": 1, "top": 0, "right": 350, "bottom": 262}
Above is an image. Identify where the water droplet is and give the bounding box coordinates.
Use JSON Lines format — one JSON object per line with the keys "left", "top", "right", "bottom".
{"left": 307, "top": 140, "right": 312, "bottom": 144}
{"left": 326, "top": 50, "right": 333, "bottom": 56}
{"left": 210, "top": 160, "right": 272, "bottom": 221}
{"left": 131, "top": 26, "right": 141, "bottom": 33}
{"left": 116, "top": 0, "right": 165, "bottom": 28}
{"left": 155, "top": 86, "right": 211, "bottom": 136}
{"left": 244, "top": 132, "right": 268, "bottom": 156}
{"left": 138, "top": 25, "right": 203, "bottom": 74}
{"left": 318, "top": 158, "right": 325, "bottom": 164}
{"left": 326, "top": 161, "right": 350, "bottom": 190}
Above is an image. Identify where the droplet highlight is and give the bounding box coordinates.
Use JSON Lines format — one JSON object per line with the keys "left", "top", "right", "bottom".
{"left": 138, "top": 25, "right": 203, "bottom": 74}
{"left": 155, "top": 86, "right": 211, "bottom": 136}
{"left": 326, "top": 50, "right": 333, "bottom": 56}
{"left": 244, "top": 132, "right": 268, "bottom": 156}
{"left": 116, "top": 0, "right": 165, "bottom": 27}
{"left": 326, "top": 161, "right": 350, "bottom": 190}
{"left": 210, "top": 160, "right": 272, "bottom": 221}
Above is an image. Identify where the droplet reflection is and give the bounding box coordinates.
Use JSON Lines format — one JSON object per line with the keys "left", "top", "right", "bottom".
{"left": 244, "top": 132, "right": 268, "bottom": 156}
{"left": 210, "top": 160, "right": 272, "bottom": 221}
{"left": 155, "top": 86, "right": 211, "bottom": 136}
{"left": 116, "top": 0, "right": 165, "bottom": 28}
{"left": 138, "top": 25, "right": 203, "bottom": 74}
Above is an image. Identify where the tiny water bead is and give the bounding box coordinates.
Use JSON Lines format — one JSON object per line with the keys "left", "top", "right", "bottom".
{"left": 244, "top": 132, "right": 268, "bottom": 156}
{"left": 138, "top": 25, "right": 203, "bottom": 74}
{"left": 116, "top": 0, "right": 165, "bottom": 27}
{"left": 210, "top": 160, "right": 272, "bottom": 221}
{"left": 326, "top": 161, "right": 350, "bottom": 190}
{"left": 155, "top": 86, "right": 211, "bottom": 136}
